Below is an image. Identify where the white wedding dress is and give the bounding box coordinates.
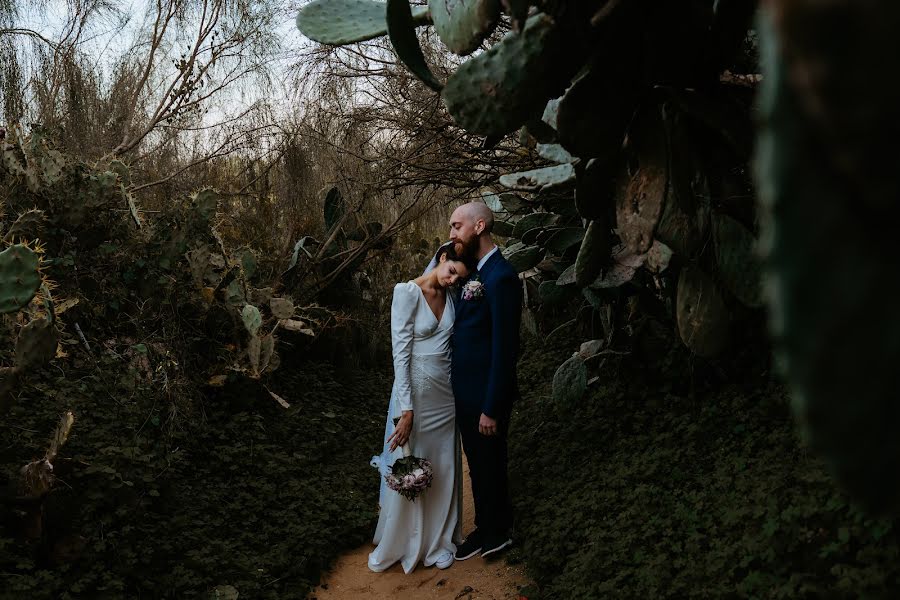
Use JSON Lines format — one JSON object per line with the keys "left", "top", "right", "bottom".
{"left": 368, "top": 281, "right": 462, "bottom": 573}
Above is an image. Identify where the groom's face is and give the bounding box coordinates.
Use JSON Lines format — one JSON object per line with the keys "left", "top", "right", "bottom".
{"left": 449, "top": 207, "right": 480, "bottom": 259}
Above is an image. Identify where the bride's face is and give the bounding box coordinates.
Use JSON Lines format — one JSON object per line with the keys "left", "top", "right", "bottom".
{"left": 436, "top": 256, "right": 469, "bottom": 288}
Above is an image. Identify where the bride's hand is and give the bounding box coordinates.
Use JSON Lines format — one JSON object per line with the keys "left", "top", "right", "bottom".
{"left": 387, "top": 410, "right": 413, "bottom": 451}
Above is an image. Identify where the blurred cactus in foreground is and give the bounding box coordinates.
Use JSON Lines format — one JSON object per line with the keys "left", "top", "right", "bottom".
{"left": 756, "top": 1, "right": 900, "bottom": 513}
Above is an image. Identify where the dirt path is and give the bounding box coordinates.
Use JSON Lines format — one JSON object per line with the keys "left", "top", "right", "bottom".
{"left": 309, "top": 458, "right": 531, "bottom": 600}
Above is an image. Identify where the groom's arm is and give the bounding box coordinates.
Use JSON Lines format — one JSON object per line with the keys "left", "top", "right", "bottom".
{"left": 482, "top": 270, "right": 523, "bottom": 419}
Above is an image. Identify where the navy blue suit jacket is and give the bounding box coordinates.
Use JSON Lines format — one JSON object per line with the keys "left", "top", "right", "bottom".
{"left": 451, "top": 250, "right": 523, "bottom": 419}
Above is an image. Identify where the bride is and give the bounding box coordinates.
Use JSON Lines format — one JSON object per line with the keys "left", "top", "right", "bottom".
{"left": 368, "top": 243, "right": 476, "bottom": 573}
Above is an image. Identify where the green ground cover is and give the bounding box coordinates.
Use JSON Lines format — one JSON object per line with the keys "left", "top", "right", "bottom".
{"left": 509, "top": 336, "right": 900, "bottom": 599}
{"left": 1, "top": 355, "right": 389, "bottom": 599}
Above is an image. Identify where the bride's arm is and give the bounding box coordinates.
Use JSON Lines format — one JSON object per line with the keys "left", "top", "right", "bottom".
{"left": 390, "top": 282, "right": 417, "bottom": 412}
{"left": 387, "top": 283, "right": 416, "bottom": 448}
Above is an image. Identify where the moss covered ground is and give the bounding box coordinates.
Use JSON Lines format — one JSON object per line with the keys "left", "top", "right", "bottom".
{"left": 1, "top": 352, "right": 390, "bottom": 599}
{"left": 5, "top": 321, "right": 900, "bottom": 599}
{"left": 509, "top": 334, "right": 900, "bottom": 599}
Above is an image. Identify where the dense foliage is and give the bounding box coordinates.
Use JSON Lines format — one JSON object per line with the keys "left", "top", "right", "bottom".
{"left": 510, "top": 334, "right": 900, "bottom": 599}
{"left": 0, "top": 128, "right": 395, "bottom": 597}
{"left": 1, "top": 358, "right": 389, "bottom": 598}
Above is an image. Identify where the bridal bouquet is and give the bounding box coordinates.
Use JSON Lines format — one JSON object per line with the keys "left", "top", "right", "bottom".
{"left": 384, "top": 417, "right": 433, "bottom": 501}
{"left": 385, "top": 454, "right": 433, "bottom": 502}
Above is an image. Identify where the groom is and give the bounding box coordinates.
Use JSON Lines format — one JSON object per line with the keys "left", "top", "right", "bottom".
{"left": 445, "top": 201, "right": 523, "bottom": 561}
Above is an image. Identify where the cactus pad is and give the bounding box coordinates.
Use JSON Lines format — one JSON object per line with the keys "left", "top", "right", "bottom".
{"left": 575, "top": 219, "right": 611, "bottom": 287}
{"left": 387, "top": 0, "right": 443, "bottom": 91}
{"left": 497, "top": 193, "right": 531, "bottom": 214}
{"left": 428, "top": 0, "right": 501, "bottom": 55}
{"left": 539, "top": 280, "right": 573, "bottom": 306}
{"left": 676, "top": 265, "right": 729, "bottom": 357}
{"left": 241, "top": 304, "right": 262, "bottom": 336}
{"left": 556, "top": 68, "right": 634, "bottom": 160}
{"left": 552, "top": 354, "right": 587, "bottom": 409}
{"left": 755, "top": 10, "right": 900, "bottom": 511}
{"left": 505, "top": 245, "right": 543, "bottom": 273}
{"left": 575, "top": 158, "right": 617, "bottom": 220}
{"left": 712, "top": 213, "right": 762, "bottom": 307}
{"left": 499, "top": 164, "right": 575, "bottom": 192}
{"left": 296, "top": 0, "right": 429, "bottom": 45}
{"left": 15, "top": 317, "right": 58, "bottom": 372}
{"left": 191, "top": 188, "right": 219, "bottom": 220}
{"left": 270, "top": 297, "right": 295, "bottom": 320}
{"left": 442, "top": 13, "right": 559, "bottom": 137}
{"left": 588, "top": 247, "right": 643, "bottom": 289}
{"left": 512, "top": 212, "right": 557, "bottom": 239}
{"left": 259, "top": 333, "right": 276, "bottom": 373}
{"left": 655, "top": 111, "right": 708, "bottom": 257}
{"left": 543, "top": 227, "right": 585, "bottom": 256}
{"left": 492, "top": 220, "right": 515, "bottom": 237}
{"left": 556, "top": 263, "right": 577, "bottom": 286}
{"left": 615, "top": 106, "right": 668, "bottom": 255}
{"left": 248, "top": 334, "right": 261, "bottom": 374}
{"left": 4, "top": 209, "right": 46, "bottom": 243}
{"left": 0, "top": 244, "right": 42, "bottom": 314}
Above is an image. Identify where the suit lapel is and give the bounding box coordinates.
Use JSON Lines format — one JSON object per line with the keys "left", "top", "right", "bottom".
{"left": 477, "top": 249, "right": 503, "bottom": 281}
{"left": 455, "top": 250, "right": 503, "bottom": 317}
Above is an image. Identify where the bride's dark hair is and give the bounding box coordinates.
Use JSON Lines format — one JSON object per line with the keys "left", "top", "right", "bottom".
{"left": 434, "top": 242, "right": 477, "bottom": 274}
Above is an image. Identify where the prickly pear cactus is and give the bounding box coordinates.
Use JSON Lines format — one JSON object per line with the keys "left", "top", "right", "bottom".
{"left": 656, "top": 111, "right": 708, "bottom": 258}
{"left": 441, "top": 13, "right": 560, "bottom": 137}
{"left": 756, "top": 6, "right": 900, "bottom": 512}
{"left": 428, "top": 0, "right": 501, "bottom": 56}
{"left": 241, "top": 304, "right": 262, "bottom": 336}
{"left": 191, "top": 188, "right": 219, "bottom": 221}
{"left": 505, "top": 245, "right": 543, "bottom": 273}
{"left": 15, "top": 317, "right": 58, "bottom": 372}
{"left": 296, "top": 0, "right": 430, "bottom": 45}
{"left": 676, "top": 265, "right": 729, "bottom": 358}
{"left": 0, "top": 243, "right": 42, "bottom": 314}
{"left": 575, "top": 219, "right": 610, "bottom": 287}
{"left": 552, "top": 354, "right": 587, "bottom": 409}
{"left": 616, "top": 106, "right": 668, "bottom": 255}
{"left": 386, "top": 0, "right": 443, "bottom": 92}
{"left": 4, "top": 209, "right": 46, "bottom": 243}
{"left": 712, "top": 213, "right": 762, "bottom": 308}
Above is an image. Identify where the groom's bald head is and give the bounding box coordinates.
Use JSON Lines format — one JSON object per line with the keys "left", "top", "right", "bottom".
{"left": 453, "top": 201, "right": 494, "bottom": 234}
{"left": 449, "top": 201, "right": 495, "bottom": 259}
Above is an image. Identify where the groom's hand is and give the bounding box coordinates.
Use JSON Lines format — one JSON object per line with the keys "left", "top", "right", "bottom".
{"left": 478, "top": 413, "right": 498, "bottom": 436}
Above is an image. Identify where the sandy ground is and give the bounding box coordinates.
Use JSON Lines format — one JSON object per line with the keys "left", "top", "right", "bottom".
{"left": 308, "top": 458, "right": 531, "bottom": 600}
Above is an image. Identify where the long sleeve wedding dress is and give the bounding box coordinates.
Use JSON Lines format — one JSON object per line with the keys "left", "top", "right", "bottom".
{"left": 368, "top": 281, "right": 462, "bottom": 573}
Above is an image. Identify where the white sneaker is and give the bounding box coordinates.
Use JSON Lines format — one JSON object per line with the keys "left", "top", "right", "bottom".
{"left": 435, "top": 551, "right": 454, "bottom": 570}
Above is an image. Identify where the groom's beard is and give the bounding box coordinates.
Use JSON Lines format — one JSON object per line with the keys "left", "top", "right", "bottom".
{"left": 456, "top": 235, "right": 480, "bottom": 260}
